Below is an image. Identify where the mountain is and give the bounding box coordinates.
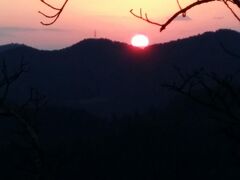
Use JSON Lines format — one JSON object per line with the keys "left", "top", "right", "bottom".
{"left": 0, "top": 29, "right": 240, "bottom": 115}
{"left": 1, "top": 29, "right": 240, "bottom": 180}
{"left": 0, "top": 43, "right": 24, "bottom": 53}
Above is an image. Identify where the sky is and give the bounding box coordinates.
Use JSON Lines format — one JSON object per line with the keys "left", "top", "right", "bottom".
{"left": 0, "top": 0, "right": 239, "bottom": 49}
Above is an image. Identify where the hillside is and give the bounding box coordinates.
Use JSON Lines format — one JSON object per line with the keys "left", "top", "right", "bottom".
{"left": 0, "top": 43, "right": 24, "bottom": 53}
{"left": 1, "top": 29, "right": 240, "bottom": 180}
{"left": 0, "top": 29, "right": 239, "bottom": 115}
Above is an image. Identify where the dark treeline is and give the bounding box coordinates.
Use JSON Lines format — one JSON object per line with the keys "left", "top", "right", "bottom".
{"left": 1, "top": 100, "right": 239, "bottom": 180}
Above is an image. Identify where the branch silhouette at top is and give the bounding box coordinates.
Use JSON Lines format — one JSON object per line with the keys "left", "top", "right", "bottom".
{"left": 130, "top": 0, "right": 240, "bottom": 32}
{"left": 38, "top": 0, "right": 240, "bottom": 27}
{"left": 39, "top": 0, "right": 68, "bottom": 25}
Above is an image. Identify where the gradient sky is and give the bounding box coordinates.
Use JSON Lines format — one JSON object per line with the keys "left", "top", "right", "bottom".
{"left": 0, "top": 0, "right": 239, "bottom": 49}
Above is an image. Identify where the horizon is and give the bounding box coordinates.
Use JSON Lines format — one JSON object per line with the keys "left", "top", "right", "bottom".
{"left": 0, "top": 0, "right": 240, "bottom": 49}
{"left": 1, "top": 28, "right": 239, "bottom": 51}
{"left": 1, "top": 2, "right": 240, "bottom": 178}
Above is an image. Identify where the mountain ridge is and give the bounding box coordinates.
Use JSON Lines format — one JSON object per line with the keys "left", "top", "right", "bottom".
{"left": 0, "top": 29, "right": 239, "bottom": 115}
{"left": 1, "top": 29, "right": 239, "bottom": 53}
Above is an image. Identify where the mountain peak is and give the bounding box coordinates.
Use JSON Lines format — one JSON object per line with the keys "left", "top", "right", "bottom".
{"left": 67, "top": 38, "right": 125, "bottom": 49}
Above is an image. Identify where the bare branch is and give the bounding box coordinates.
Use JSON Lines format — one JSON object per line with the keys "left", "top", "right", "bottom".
{"left": 0, "top": 59, "right": 28, "bottom": 105}
{"left": 223, "top": 0, "right": 240, "bottom": 21}
{"left": 219, "top": 42, "right": 240, "bottom": 58}
{"left": 162, "top": 68, "right": 240, "bottom": 123}
{"left": 39, "top": 0, "right": 68, "bottom": 26}
{"left": 176, "top": 0, "right": 186, "bottom": 17}
{"left": 130, "top": 8, "right": 163, "bottom": 27}
{"left": 0, "top": 58, "right": 42, "bottom": 180}
{"left": 131, "top": 0, "right": 240, "bottom": 32}
{"left": 40, "top": 0, "right": 61, "bottom": 10}
{"left": 1, "top": 105, "right": 43, "bottom": 180}
{"left": 206, "top": 72, "right": 240, "bottom": 107}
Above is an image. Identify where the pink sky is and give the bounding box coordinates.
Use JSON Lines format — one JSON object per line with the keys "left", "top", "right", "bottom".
{"left": 0, "top": 0, "right": 239, "bottom": 49}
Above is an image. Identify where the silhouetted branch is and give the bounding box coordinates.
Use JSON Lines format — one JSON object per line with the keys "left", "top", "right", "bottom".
{"left": 39, "top": 0, "right": 68, "bottom": 25}
{"left": 1, "top": 105, "right": 43, "bottom": 180}
{"left": 207, "top": 72, "right": 240, "bottom": 107}
{"left": 219, "top": 42, "right": 240, "bottom": 58}
{"left": 162, "top": 67, "right": 240, "bottom": 124}
{"left": 223, "top": 0, "right": 240, "bottom": 21}
{"left": 130, "top": 8, "right": 163, "bottom": 27}
{"left": 176, "top": 0, "right": 186, "bottom": 17}
{"left": 0, "top": 59, "right": 28, "bottom": 105}
{"left": 131, "top": 0, "right": 240, "bottom": 32}
{"left": 21, "top": 88, "right": 47, "bottom": 125}
{"left": 0, "top": 58, "right": 43, "bottom": 180}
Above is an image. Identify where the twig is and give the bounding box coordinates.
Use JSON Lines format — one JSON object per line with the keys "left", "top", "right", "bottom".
{"left": 39, "top": 0, "right": 68, "bottom": 25}
{"left": 130, "top": 0, "right": 240, "bottom": 32}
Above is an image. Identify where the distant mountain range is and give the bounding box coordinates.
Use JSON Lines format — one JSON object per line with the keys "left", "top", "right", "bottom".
{"left": 0, "top": 29, "right": 240, "bottom": 115}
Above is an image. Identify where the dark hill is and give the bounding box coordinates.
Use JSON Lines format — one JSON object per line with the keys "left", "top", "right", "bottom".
{"left": 0, "top": 29, "right": 239, "bottom": 115}
{"left": 0, "top": 43, "right": 25, "bottom": 53}
{"left": 1, "top": 29, "right": 240, "bottom": 180}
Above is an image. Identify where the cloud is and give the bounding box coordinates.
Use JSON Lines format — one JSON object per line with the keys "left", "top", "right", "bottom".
{"left": 213, "top": 16, "right": 224, "bottom": 20}
{"left": 174, "top": 15, "right": 192, "bottom": 21}
{"left": 0, "top": 26, "right": 73, "bottom": 41}
{"left": 0, "top": 31, "right": 14, "bottom": 38}
{"left": 0, "top": 26, "right": 71, "bottom": 34}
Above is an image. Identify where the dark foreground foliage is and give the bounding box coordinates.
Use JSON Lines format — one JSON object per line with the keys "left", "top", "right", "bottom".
{"left": 1, "top": 103, "right": 240, "bottom": 180}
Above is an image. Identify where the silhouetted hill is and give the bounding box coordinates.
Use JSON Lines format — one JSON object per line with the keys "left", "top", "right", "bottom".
{"left": 0, "top": 29, "right": 239, "bottom": 115}
{"left": 0, "top": 43, "right": 25, "bottom": 53}
{"left": 1, "top": 29, "right": 240, "bottom": 180}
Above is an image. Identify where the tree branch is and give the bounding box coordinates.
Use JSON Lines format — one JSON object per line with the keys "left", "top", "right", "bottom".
{"left": 130, "top": 0, "right": 240, "bottom": 32}
{"left": 39, "top": 0, "right": 68, "bottom": 26}
{"left": 0, "top": 58, "right": 43, "bottom": 179}
{"left": 223, "top": 0, "right": 240, "bottom": 21}
{"left": 162, "top": 68, "right": 240, "bottom": 124}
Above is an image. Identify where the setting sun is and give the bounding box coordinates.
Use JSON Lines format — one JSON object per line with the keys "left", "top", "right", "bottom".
{"left": 131, "top": 34, "right": 149, "bottom": 48}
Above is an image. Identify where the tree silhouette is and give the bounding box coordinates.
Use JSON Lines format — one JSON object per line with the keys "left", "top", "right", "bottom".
{"left": 163, "top": 67, "right": 240, "bottom": 123}
{"left": 0, "top": 59, "right": 46, "bottom": 180}
{"left": 130, "top": 0, "right": 240, "bottom": 32}
{"left": 162, "top": 64, "right": 240, "bottom": 145}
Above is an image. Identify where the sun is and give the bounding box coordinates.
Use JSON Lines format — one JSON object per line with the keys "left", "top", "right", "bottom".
{"left": 131, "top": 34, "right": 149, "bottom": 48}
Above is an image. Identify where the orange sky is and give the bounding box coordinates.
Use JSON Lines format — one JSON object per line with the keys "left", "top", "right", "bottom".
{"left": 0, "top": 0, "right": 239, "bottom": 49}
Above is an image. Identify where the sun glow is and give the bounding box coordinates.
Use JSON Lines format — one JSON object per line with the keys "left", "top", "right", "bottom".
{"left": 131, "top": 34, "right": 149, "bottom": 48}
